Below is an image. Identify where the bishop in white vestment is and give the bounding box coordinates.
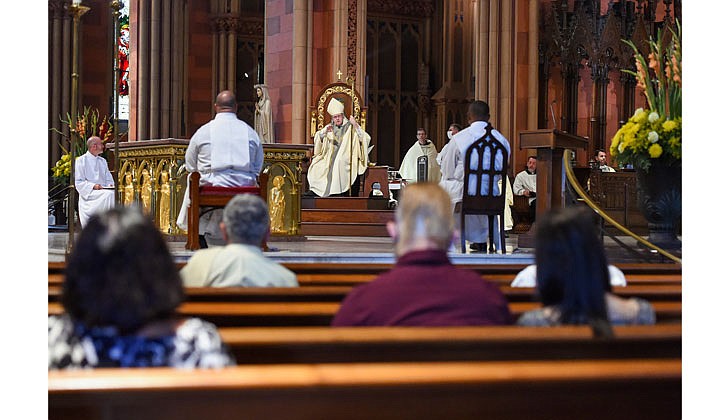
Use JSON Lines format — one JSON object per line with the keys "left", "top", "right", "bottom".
{"left": 307, "top": 98, "right": 371, "bottom": 197}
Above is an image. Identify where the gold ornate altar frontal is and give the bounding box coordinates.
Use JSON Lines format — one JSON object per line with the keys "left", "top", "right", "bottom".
{"left": 262, "top": 143, "right": 311, "bottom": 238}
{"left": 115, "top": 139, "right": 189, "bottom": 236}
{"left": 114, "top": 140, "right": 310, "bottom": 238}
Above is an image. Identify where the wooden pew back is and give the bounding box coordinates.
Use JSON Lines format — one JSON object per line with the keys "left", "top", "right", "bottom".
{"left": 49, "top": 358, "right": 681, "bottom": 420}
{"left": 217, "top": 324, "right": 682, "bottom": 364}
{"left": 49, "top": 300, "right": 682, "bottom": 326}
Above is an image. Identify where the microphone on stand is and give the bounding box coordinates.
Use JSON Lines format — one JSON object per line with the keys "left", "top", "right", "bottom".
{"left": 549, "top": 99, "right": 558, "bottom": 130}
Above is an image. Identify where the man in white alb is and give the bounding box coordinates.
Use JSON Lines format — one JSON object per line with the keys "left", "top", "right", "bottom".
{"left": 513, "top": 155, "right": 537, "bottom": 221}
{"left": 74, "top": 136, "right": 115, "bottom": 227}
{"left": 438, "top": 100, "right": 511, "bottom": 252}
{"left": 306, "top": 98, "right": 371, "bottom": 197}
{"left": 176, "top": 90, "right": 264, "bottom": 247}
{"left": 398, "top": 128, "right": 441, "bottom": 183}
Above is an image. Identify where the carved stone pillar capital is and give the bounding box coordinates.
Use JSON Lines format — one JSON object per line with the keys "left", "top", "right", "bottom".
{"left": 590, "top": 61, "right": 611, "bottom": 83}
{"left": 211, "top": 14, "right": 240, "bottom": 34}
{"left": 49, "top": 0, "right": 69, "bottom": 19}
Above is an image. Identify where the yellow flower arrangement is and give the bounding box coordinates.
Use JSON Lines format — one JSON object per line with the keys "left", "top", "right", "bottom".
{"left": 611, "top": 108, "right": 681, "bottom": 171}
{"left": 610, "top": 21, "right": 681, "bottom": 172}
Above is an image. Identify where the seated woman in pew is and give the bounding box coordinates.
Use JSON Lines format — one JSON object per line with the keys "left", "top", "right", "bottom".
{"left": 517, "top": 207, "right": 655, "bottom": 333}
{"left": 49, "top": 207, "right": 235, "bottom": 369}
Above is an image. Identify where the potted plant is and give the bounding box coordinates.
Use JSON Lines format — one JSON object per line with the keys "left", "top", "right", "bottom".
{"left": 610, "top": 21, "right": 682, "bottom": 249}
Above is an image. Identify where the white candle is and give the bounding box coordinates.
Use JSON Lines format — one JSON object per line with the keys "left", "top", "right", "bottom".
{"left": 73, "top": 0, "right": 81, "bottom": 5}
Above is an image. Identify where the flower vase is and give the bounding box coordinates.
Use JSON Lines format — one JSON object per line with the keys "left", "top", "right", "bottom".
{"left": 635, "top": 162, "right": 682, "bottom": 249}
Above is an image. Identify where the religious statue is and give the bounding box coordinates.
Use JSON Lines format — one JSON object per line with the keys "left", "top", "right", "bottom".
{"left": 158, "top": 171, "right": 171, "bottom": 233}
{"left": 254, "top": 84, "right": 274, "bottom": 143}
{"left": 123, "top": 172, "right": 134, "bottom": 206}
{"left": 269, "top": 175, "right": 286, "bottom": 233}
{"left": 140, "top": 168, "right": 152, "bottom": 214}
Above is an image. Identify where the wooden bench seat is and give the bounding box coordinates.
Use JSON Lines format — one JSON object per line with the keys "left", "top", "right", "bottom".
{"left": 49, "top": 261, "right": 682, "bottom": 287}
{"left": 48, "top": 284, "right": 682, "bottom": 304}
{"left": 49, "top": 358, "right": 681, "bottom": 420}
{"left": 216, "top": 324, "right": 681, "bottom": 364}
{"left": 49, "top": 300, "right": 682, "bottom": 326}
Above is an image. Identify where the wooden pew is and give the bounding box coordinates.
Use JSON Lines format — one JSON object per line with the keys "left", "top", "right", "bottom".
{"left": 49, "top": 261, "right": 682, "bottom": 287}
{"left": 216, "top": 324, "right": 681, "bottom": 364}
{"left": 49, "top": 358, "right": 681, "bottom": 420}
{"left": 49, "top": 300, "right": 682, "bottom": 326}
{"left": 48, "top": 284, "right": 682, "bottom": 304}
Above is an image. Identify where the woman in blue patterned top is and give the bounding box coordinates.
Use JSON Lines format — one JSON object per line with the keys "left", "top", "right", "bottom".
{"left": 49, "top": 207, "right": 234, "bottom": 369}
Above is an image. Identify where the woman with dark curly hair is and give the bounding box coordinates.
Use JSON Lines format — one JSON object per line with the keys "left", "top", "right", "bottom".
{"left": 49, "top": 207, "right": 234, "bottom": 369}
{"left": 516, "top": 206, "right": 655, "bottom": 336}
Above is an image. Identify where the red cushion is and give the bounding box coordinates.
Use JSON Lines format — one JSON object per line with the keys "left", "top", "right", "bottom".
{"left": 199, "top": 185, "right": 260, "bottom": 196}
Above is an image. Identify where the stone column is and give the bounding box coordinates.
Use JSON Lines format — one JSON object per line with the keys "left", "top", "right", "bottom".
{"left": 432, "top": 0, "right": 470, "bottom": 149}
{"left": 48, "top": 0, "right": 72, "bottom": 167}
{"left": 589, "top": 62, "right": 610, "bottom": 154}
{"left": 561, "top": 62, "right": 579, "bottom": 134}
{"left": 292, "top": 0, "right": 310, "bottom": 145}
{"left": 129, "top": 0, "right": 188, "bottom": 140}
{"left": 619, "top": 72, "right": 636, "bottom": 127}
{"left": 527, "top": 0, "right": 539, "bottom": 129}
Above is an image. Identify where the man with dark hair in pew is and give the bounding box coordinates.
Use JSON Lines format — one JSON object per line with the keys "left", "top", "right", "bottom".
{"left": 181, "top": 194, "right": 297, "bottom": 287}
{"left": 332, "top": 183, "right": 512, "bottom": 326}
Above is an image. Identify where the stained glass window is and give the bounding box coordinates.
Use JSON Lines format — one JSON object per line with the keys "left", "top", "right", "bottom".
{"left": 117, "top": 2, "right": 130, "bottom": 121}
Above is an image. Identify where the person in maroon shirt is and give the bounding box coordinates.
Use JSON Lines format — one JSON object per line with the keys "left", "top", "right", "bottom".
{"left": 332, "top": 183, "right": 513, "bottom": 326}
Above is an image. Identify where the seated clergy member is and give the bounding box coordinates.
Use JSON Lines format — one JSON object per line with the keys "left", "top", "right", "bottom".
{"left": 399, "top": 127, "right": 441, "bottom": 183}
{"left": 181, "top": 194, "right": 298, "bottom": 287}
{"left": 513, "top": 155, "right": 537, "bottom": 221}
{"left": 74, "top": 136, "right": 115, "bottom": 227}
{"left": 594, "top": 148, "right": 616, "bottom": 172}
{"left": 49, "top": 207, "right": 235, "bottom": 369}
{"left": 176, "top": 90, "right": 264, "bottom": 247}
{"left": 332, "top": 183, "right": 512, "bottom": 326}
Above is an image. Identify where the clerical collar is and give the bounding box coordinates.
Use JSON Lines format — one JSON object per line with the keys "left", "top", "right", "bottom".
{"left": 527, "top": 169, "right": 536, "bottom": 175}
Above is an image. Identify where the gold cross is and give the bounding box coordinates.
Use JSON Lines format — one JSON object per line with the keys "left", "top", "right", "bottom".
{"left": 336, "top": 69, "right": 343, "bottom": 81}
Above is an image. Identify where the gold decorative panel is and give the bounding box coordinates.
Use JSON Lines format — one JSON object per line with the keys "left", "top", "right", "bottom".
{"left": 114, "top": 139, "right": 189, "bottom": 235}
{"left": 262, "top": 143, "right": 311, "bottom": 237}
{"left": 114, "top": 140, "right": 310, "bottom": 238}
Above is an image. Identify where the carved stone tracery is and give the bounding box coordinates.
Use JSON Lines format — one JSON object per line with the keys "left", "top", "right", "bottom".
{"left": 347, "top": 0, "right": 358, "bottom": 78}
{"left": 540, "top": 0, "right": 680, "bottom": 155}
{"left": 367, "top": 0, "right": 434, "bottom": 17}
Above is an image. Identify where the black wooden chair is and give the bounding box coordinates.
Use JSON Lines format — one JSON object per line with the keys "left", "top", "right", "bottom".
{"left": 460, "top": 125, "right": 509, "bottom": 254}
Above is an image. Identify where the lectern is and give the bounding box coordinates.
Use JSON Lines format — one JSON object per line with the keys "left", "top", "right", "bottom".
{"left": 517, "top": 129, "right": 588, "bottom": 248}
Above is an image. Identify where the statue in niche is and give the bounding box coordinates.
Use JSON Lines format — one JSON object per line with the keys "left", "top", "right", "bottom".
{"left": 140, "top": 168, "right": 152, "bottom": 214}
{"left": 158, "top": 171, "right": 171, "bottom": 233}
{"left": 269, "top": 175, "right": 286, "bottom": 233}
{"left": 123, "top": 172, "right": 134, "bottom": 206}
{"left": 254, "top": 84, "right": 274, "bottom": 143}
